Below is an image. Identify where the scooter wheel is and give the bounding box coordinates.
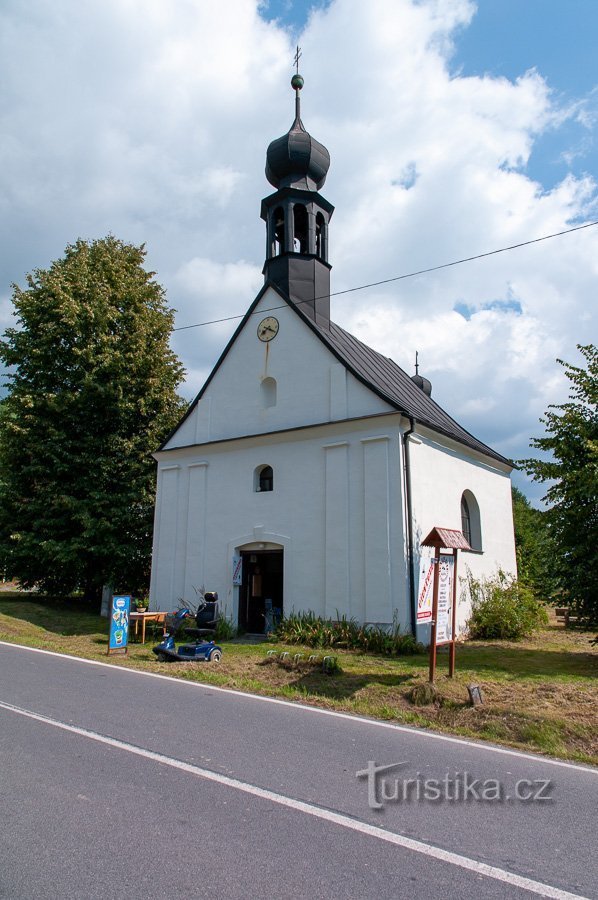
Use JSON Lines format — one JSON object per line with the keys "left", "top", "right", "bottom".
{"left": 155, "top": 651, "right": 169, "bottom": 662}
{"left": 209, "top": 649, "right": 222, "bottom": 663}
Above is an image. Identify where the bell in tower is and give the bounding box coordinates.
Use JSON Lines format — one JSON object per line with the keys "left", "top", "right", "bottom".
{"left": 261, "top": 64, "right": 334, "bottom": 329}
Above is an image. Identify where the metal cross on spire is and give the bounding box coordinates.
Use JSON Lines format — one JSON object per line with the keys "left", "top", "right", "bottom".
{"left": 291, "top": 45, "right": 304, "bottom": 120}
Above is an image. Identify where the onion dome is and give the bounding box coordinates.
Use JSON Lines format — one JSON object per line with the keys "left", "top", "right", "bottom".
{"left": 265, "top": 73, "right": 330, "bottom": 191}
{"left": 411, "top": 353, "right": 432, "bottom": 396}
{"left": 411, "top": 373, "right": 432, "bottom": 397}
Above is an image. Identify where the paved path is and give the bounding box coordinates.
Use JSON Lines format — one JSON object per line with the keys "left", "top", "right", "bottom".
{"left": 0, "top": 641, "right": 596, "bottom": 899}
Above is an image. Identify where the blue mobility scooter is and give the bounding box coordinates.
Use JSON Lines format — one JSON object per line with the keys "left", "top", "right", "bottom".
{"left": 152, "top": 593, "right": 223, "bottom": 663}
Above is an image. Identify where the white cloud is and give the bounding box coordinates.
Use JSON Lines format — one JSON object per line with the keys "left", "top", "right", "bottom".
{"left": 0, "top": 0, "right": 596, "bottom": 506}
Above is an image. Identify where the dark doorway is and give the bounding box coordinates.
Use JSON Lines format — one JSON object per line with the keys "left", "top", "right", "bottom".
{"left": 239, "top": 550, "right": 283, "bottom": 634}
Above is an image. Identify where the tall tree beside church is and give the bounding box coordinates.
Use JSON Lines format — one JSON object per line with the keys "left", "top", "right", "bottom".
{"left": 511, "top": 486, "right": 556, "bottom": 601}
{"left": 520, "top": 344, "right": 597, "bottom": 623}
{"left": 0, "top": 237, "right": 186, "bottom": 601}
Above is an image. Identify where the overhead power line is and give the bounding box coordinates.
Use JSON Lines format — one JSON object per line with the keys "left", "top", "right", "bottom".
{"left": 172, "top": 219, "right": 598, "bottom": 333}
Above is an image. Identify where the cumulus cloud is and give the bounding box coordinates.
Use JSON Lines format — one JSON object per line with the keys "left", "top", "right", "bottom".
{"left": 0, "top": 0, "right": 596, "bottom": 504}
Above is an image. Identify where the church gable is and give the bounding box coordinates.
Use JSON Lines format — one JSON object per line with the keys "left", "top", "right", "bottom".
{"left": 163, "top": 286, "right": 393, "bottom": 449}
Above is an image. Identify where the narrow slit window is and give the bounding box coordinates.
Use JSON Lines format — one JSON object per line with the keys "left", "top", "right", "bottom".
{"left": 273, "top": 207, "right": 285, "bottom": 256}
{"left": 293, "top": 204, "right": 308, "bottom": 254}
{"left": 316, "top": 212, "right": 326, "bottom": 259}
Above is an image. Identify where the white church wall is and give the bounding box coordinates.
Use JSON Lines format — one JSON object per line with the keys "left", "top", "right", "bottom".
{"left": 150, "top": 465, "right": 179, "bottom": 603}
{"left": 163, "top": 289, "right": 393, "bottom": 451}
{"left": 150, "top": 413, "right": 410, "bottom": 628}
{"left": 150, "top": 411, "right": 514, "bottom": 639}
{"left": 323, "top": 441, "right": 350, "bottom": 617}
{"left": 362, "top": 436, "right": 392, "bottom": 622}
{"left": 408, "top": 426, "right": 516, "bottom": 636}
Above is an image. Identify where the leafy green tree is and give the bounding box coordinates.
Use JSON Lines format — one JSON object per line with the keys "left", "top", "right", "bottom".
{"left": 520, "top": 345, "right": 597, "bottom": 623}
{"left": 0, "top": 237, "right": 186, "bottom": 602}
{"left": 511, "top": 486, "right": 556, "bottom": 601}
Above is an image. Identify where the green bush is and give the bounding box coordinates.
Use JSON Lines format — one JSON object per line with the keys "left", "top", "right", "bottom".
{"left": 466, "top": 570, "right": 548, "bottom": 640}
{"left": 273, "top": 611, "right": 422, "bottom": 656}
{"left": 214, "top": 613, "right": 237, "bottom": 641}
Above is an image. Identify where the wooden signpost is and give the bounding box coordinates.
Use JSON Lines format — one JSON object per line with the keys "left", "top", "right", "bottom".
{"left": 421, "top": 527, "right": 471, "bottom": 683}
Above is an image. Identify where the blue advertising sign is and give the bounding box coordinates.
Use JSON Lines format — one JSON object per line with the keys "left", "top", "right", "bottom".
{"left": 108, "top": 594, "right": 131, "bottom": 654}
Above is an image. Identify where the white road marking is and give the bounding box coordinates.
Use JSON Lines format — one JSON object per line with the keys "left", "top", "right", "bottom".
{"left": 0, "top": 639, "right": 596, "bottom": 774}
{"left": 0, "top": 698, "right": 589, "bottom": 900}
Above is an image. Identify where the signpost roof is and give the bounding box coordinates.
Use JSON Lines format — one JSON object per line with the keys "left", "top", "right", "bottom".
{"left": 421, "top": 527, "right": 472, "bottom": 550}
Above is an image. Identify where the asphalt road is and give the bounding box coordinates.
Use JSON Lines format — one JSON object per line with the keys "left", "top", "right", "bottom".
{"left": 0, "top": 641, "right": 596, "bottom": 900}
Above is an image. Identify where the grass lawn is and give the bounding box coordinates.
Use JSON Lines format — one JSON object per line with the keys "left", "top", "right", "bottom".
{"left": 1, "top": 592, "right": 596, "bottom": 765}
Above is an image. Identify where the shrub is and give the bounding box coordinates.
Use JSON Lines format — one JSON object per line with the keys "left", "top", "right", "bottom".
{"left": 466, "top": 570, "right": 548, "bottom": 640}
{"left": 214, "top": 615, "right": 237, "bottom": 641}
{"left": 273, "top": 611, "right": 422, "bottom": 656}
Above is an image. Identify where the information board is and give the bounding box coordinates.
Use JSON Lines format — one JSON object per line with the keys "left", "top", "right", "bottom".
{"left": 417, "top": 551, "right": 435, "bottom": 622}
{"left": 421, "top": 527, "right": 466, "bottom": 682}
{"left": 108, "top": 594, "right": 131, "bottom": 654}
{"left": 435, "top": 555, "right": 454, "bottom": 645}
{"left": 232, "top": 555, "right": 243, "bottom": 586}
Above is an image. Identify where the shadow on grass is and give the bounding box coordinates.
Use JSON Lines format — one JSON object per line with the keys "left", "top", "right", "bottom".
{"left": 282, "top": 668, "right": 415, "bottom": 702}
{"left": 0, "top": 597, "right": 105, "bottom": 637}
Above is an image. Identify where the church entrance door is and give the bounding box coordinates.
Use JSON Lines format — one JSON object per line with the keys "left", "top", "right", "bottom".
{"left": 239, "top": 549, "right": 283, "bottom": 634}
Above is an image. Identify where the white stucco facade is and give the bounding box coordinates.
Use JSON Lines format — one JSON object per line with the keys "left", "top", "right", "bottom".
{"left": 149, "top": 289, "right": 516, "bottom": 635}
{"left": 408, "top": 426, "right": 516, "bottom": 637}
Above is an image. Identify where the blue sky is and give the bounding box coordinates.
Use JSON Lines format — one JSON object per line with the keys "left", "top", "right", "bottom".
{"left": 454, "top": 0, "right": 598, "bottom": 191}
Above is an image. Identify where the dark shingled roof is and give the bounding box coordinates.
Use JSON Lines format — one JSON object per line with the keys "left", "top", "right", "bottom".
{"left": 421, "top": 527, "right": 473, "bottom": 550}
{"left": 312, "top": 318, "right": 511, "bottom": 467}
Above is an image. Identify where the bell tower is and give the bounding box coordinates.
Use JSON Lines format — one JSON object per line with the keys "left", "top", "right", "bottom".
{"left": 261, "top": 63, "right": 334, "bottom": 329}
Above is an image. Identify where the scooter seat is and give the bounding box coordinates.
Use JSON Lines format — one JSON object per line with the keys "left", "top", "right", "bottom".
{"left": 184, "top": 626, "right": 217, "bottom": 638}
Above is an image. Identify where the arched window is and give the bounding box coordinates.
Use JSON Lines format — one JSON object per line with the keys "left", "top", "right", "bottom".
{"left": 273, "top": 207, "right": 285, "bottom": 256}
{"left": 461, "top": 490, "right": 482, "bottom": 551}
{"left": 315, "top": 212, "right": 326, "bottom": 260}
{"left": 255, "top": 465, "right": 273, "bottom": 493}
{"left": 261, "top": 377, "right": 276, "bottom": 408}
{"left": 293, "top": 204, "right": 308, "bottom": 253}
{"left": 461, "top": 496, "right": 472, "bottom": 546}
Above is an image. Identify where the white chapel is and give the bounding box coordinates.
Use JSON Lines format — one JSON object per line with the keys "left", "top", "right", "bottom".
{"left": 149, "top": 71, "right": 517, "bottom": 637}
